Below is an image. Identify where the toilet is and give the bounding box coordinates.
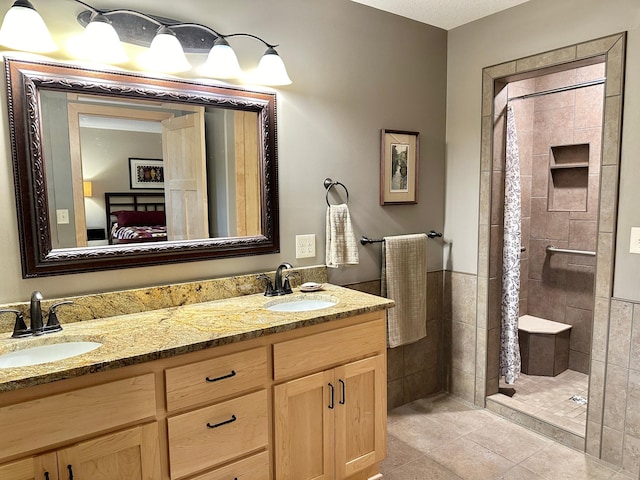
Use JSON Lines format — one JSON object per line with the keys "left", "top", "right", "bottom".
{"left": 518, "top": 315, "right": 572, "bottom": 376}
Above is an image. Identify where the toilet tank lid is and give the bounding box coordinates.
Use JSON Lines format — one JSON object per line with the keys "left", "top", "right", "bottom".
{"left": 518, "top": 315, "right": 572, "bottom": 334}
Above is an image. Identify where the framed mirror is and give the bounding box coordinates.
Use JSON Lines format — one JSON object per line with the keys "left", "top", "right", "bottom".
{"left": 5, "top": 58, "right": 279, "bottom": 277}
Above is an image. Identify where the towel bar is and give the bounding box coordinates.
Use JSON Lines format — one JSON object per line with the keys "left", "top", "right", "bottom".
{"left": 324, "top": 178, "right": 349, "bottom": 206}
{"left": 360, "top": 231, "right": 442, "bottom": 245}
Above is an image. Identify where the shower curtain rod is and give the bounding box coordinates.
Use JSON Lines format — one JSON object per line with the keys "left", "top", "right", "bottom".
{"left": 507, "top": 78, "right": 605, "bottom": 102}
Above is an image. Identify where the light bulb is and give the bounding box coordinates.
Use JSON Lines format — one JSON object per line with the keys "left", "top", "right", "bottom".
{"left": 0, "top": 0, "right": 56, "bottom": 53}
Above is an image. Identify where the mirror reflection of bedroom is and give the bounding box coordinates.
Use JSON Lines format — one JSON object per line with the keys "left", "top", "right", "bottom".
{"left": 40, "top": 91, "right": 262, "bottom": 249}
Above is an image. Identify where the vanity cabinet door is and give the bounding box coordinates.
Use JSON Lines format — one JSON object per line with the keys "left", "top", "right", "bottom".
{"left": 0, "top": 453, "right": 58, "bottom": 480}
{"left": 334, "top": 355, "right": 386, "bottom": 479}
{"left": 274, "top": 355, "right": 386, "bottom": 480}
{"left": 56, "top": 423, "right": 160, "bottom": 480}
{"left": 274, "top": 370, "right": 335, "bottom": 480}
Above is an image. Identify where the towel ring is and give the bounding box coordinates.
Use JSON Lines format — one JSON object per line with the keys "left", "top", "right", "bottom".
{"left": 324, "top": 178, "right": 349, "bottom": 206}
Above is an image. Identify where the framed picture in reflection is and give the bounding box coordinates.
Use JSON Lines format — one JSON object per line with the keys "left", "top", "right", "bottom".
{"left": 129, "top": 158, "right": 164, "bottom": 189}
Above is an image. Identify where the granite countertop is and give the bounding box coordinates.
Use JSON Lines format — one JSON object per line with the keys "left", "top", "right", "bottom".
{"left": 0, "top": 284, "right": 393, "bottom": 392}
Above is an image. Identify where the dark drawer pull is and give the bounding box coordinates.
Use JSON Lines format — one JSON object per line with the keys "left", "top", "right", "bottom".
{"left": 205, "top": 370, "right": 236, "bottom": 383}
{"left": 44, "top": 473, "right": 50, "bottom": 480}
{"left": 328, "top": 382, "right": 335, "bottom": 409}
{"left": 207, "top": 414, "right": 237, "bottom": 429}
{"left": 67, "top": 465, "right": 74, "bottom": 480}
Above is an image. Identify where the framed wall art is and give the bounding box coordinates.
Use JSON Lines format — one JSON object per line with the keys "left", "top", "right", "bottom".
{"left": 380, "top": 129, "right": 419, "bottom": 205}
{"left": 129, "top": 158, "right": 164, "bottom": 189}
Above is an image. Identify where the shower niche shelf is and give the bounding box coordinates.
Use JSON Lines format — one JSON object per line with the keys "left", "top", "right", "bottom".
{"left": 548, "top": 144, "right": 589, "bottom": 212}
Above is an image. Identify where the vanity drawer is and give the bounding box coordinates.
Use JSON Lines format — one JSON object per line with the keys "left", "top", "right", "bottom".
{"left": 273, "top": 313, "right": 386, "bottom": 381}
{"left": 0, "top": 374, "right": 156, "bottom": 461}
{"left": 188, "top": 451, "right": 270, "bottom": 480}
{"left": 168, "top": 389, "right": 268, "bottom": 479}
{"left": 165, "top": 346, "right": 268, "bottom": 411}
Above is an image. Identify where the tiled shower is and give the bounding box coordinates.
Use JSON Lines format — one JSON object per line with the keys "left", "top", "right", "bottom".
{"left": 509, "top": 63, "right": 605, "bottom": 375}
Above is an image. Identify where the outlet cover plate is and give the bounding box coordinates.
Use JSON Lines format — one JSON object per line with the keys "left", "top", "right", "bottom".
{"left": 630, "top": 227, "right": 640, "bottom": 254}
{"left": 296, "top": 234, "right": 316, "bottom": 259}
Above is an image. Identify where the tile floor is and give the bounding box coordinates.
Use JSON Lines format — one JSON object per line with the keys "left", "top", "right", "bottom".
{"left": 492, "top": 369, "right": 589, "bottom": 436}
{"left": 381, "top": 393, "right": 635, "bottom": 480}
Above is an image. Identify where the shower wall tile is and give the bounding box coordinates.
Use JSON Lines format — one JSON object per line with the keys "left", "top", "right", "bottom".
{"left": 530, "top": 197, "right": 570, "bottom": 241}
{"left": 595, "top": 232, "right": 614, "bottom": 299}
{"left": 477, "top": 276, "right": 488, "bottom": 330}
{"left": 528, "top": 279, "right": 567, "bottom": 323}
{"left": 626, "top": 369, "right": 640, "bottom": 438}
{"left": 602, "top": 95, "right": 622, "bottom": 165}
{"left": 575, "top": 85, "right": 605, "bottom": 129}
{"left": 604, "top": 38, "right": 625, "bottom": 98}
{"left": 622, "top": 432, "right": 640, "bottom": 477}
{"left": 512, "top": 99, "right": 534, "bottom": 135}
{"left": 603, "top": 363, "right": 629, "bottom": 433}
{"left": 592, "top": 297, "right": 611, "bottom": 363}
{"left": 448, "top": 273, "right": 478, "bottom": 325}
{"left": 534, "top": 89, "right": 575, "bottom": 111}
{"left": 589, "top": 359, "right": 606, "bottom": 425}
{"left": 573, "top": 126, "right": 603, "bottom": 171}
{"left": 569, "top": 219, "right": 597, "bottom": 252}
{"left": 481, "top": 115, "right": 493, "bottom": 172}
{"left": 602, "top": 426, "right": 624, "bottom": 466}
{"left": 532, "top": 106, "right": 575, "bottom": 156}
{"left": 586, "top": 420, "right": 602, "bottom": 457}
{"left": 575, "top": 35, "right": 618, "bottom": 61}
{"left": 566, "top": 306, "right": 593, "bottom": 354}
{"left": 488, "top": 277, "right": 501, "bottom": 330}
{"left": 491, "top": 171, "right": 505, "bottom": 226}
{"left": 534, "top": 69, "right": 577, "bottom": 92}
{"left": 521, "top": 218, "right": 531, "bottom": 258}
{"left": 565, "top": 264, "right": 595, "bottom": 311}
{"left": 449, "top": 368, "right": 475, "bottom": 404}
{"left": 521, "top": 175, "right": 532, "bottom": 217}
{"left": 451, "top": 321, "right": 476, "bottom": 375}
{"left": 515, "top": 45, "right": 576, "bottom": 73}
{"left": 607, "top": 300, "right": 634, "bottom": 369}
{"left": 493, "top": 113, "right": 506, "bottom": 172}
{"left": 531, "top": 154, "right": 550, "bottom": 197}
{"left": 489, "top": 225, "right": 503, "bottom": 279}
{"left": 576, "top": 62, "right": 606, "bottom": 82}
{"left": 630, "top": 304, "right": 640, "bottom": 372}
{"left": 569, "top": 350, "right": 589, "bottom": 374}
{"left": 599, "top": 165, "right": 619, "bottom": 234}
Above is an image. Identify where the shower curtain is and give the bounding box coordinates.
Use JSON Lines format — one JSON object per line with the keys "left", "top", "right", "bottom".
{"left": 500, "top": 105, "right": 522, "bottom": 385}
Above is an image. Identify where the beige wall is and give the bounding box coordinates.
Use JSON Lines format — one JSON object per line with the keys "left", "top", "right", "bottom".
{"left": 0, "top": 0, "right": 447, "bottom": 303}
{"left": 445, "top": 0, "right": 640, "bottom": 302}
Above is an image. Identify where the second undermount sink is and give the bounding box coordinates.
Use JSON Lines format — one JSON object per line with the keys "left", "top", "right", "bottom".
{"left": 265, "top": 295, "right": 338, "bottom": 313}
{"left": 0, "top": 341, "right": 102, "bottom": 369}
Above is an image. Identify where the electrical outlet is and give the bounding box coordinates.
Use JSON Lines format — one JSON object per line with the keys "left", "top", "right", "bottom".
{"left": 630, "top": 227, "right": 640, "bottom": 254}
{"left": 296, "top": 234, "right": 316, "bottom": 259}
{"left": 56, "top": 209, "right": 69, "bottom": 225}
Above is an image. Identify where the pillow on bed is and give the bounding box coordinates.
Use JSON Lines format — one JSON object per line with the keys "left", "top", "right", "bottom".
{"left": 112, "top": 210, "right": 166, "bottom": 227}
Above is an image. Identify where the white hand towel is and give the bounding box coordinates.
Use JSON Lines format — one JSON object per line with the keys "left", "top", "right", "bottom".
{"left": 325, "top": 204, "right": 359, "bottom": 268}
{"left": 381, "top": 234, "right": 428, "bottom": 348}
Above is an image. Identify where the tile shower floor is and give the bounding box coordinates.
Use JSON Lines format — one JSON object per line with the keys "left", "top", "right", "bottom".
{"left": 493, "top": 369, "right": 588, "bottom": 436}
{"left": 382, "top": 393, "right": 634, "bottom": 480}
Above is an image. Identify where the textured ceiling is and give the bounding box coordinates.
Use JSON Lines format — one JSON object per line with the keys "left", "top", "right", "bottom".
{"left": 350, "top": 0, "right": 531, "bottom": 30}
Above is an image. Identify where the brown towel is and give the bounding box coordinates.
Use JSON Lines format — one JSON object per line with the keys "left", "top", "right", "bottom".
{"left": 326, "top": 204, "right": 359, "bottom": 268}
{"left": 381, "top": 234, "right": 428, "bottom": 347}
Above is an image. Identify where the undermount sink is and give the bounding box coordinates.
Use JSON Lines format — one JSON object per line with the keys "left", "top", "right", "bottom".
{"left": 265, "top": 295, "right": 338, "bottom": 313}
{"left": 0, "top": 341, "right": 102, "bottom": 369}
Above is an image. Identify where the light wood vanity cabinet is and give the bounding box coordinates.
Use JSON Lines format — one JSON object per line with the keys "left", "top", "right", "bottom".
{"left": 0, "top": 309, "right": 388, "bottom": 480}
{"left": 273, "top": 317, "right": 387, "bottom": 480}
{"left": 0, "top": 374, "right": 160, "bottom": 480}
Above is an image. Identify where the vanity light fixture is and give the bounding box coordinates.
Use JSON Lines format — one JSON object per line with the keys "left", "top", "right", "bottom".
{"left": 0, "top": 0, "right": 292, "bottom": 85}
{"left": 0, "top": 0, "right": 56, "bottom": 53}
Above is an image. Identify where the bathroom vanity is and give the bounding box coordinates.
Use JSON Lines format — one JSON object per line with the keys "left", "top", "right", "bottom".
{"left": 0, "top": 284, "right": 393, "bottom": 480}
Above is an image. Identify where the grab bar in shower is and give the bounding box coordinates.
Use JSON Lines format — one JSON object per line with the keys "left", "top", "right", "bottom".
{"left": 546, "top": 245, "right": 596, "bottom": 257}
